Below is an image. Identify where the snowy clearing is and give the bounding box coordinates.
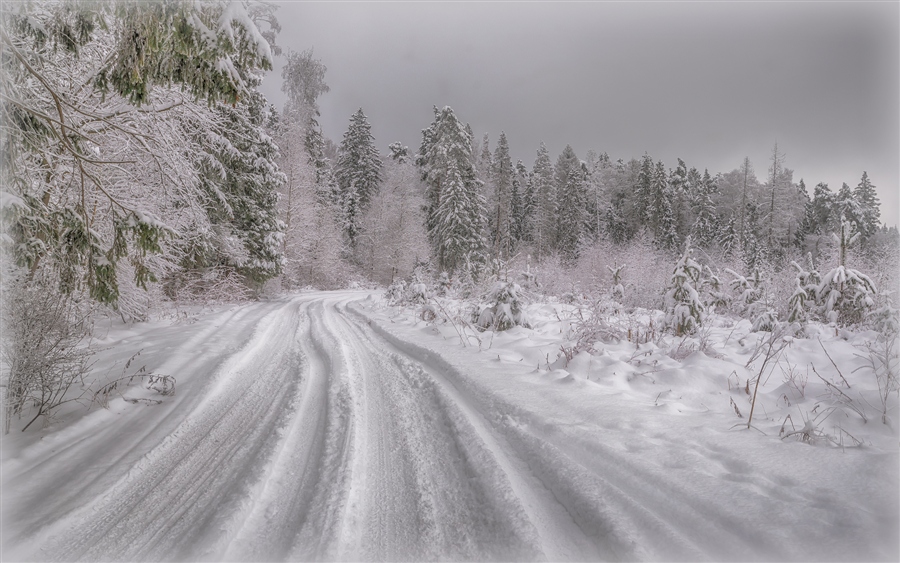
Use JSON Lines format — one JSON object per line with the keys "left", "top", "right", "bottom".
{"left": 2, "top": 291, "right": 898, "bottom": 562}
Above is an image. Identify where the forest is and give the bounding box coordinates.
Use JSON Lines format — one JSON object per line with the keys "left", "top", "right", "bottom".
{"left": 1, "top": 0, "right": 897, "bottom": 432}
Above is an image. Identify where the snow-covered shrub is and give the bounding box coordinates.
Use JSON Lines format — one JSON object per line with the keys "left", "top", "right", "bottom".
{"left": 786, "top": 277, "right": 809, "bottom": 325}
{"left": 751, "top": 309, "right": 780, "bottom": 332}
{"left": 858, "top": 329, "right": 899, "bottom": 427}
{"left": 2, "top": 273, "right": 94, "bottom": 433}
{"left": 568, "top": 298, "right": 629, "bottom": 351}
{"left": 475, "top": 281, "right": 530, "bottom": 331}
{"left": 786, "top": 256, "right": 820, "bottom": 325}
{"left": 663, "top": 237, "right": 705, "bottom": 336}
{"left": 518, "top": 264, "right": 540, "bottom": 292}
{"left": 436, "top": 271, "right": 452, "bottom": 296}
{"left": 869, "top": 293, "right": 899, "bottom": 336}
{"left": 384, "top": 279, "right": 407, "bottom": 304}
{"left": 408, "top": 281, "right": 430, "bottom": 304}
{"left": 574, "top": 236, "right": 668, "bottom": 313}
{"left": 725, "top": 267, "right": 764, "bottom": 317}
{"left": 702, "top": 266, "right": 730, "bottom": 313}
{"left": 816, "top": 266, "right": 876, "bottom": 327}
{"left": 608, "top": 263, "right": 625, "bottom": 300}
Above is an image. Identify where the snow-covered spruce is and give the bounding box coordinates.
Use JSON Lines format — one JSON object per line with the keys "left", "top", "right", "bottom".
{"left": 475, "top": 281, "right": 530, "bottom": 331}
{"left": 663, "top": 237, "right": 704, "bottom": 336}
{"left": 814, "top": 217, "right": 877, "bottom": 327}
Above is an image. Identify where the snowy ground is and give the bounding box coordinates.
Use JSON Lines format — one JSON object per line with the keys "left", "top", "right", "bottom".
{"left": 1, "top": 290, "right": 898, "bottom": 561}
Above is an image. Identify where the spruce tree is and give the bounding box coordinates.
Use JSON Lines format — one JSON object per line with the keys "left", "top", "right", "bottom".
{"left": 809, "top": 182, "right": 834, "bottom": 234}
{"left": 516, "top": 160, "right": 534, "bottom": 243}
{"left": 635, "top": 154, "right": 655, "bottom": 227}
{"left": 555, "top": 145, "right": 587, "bottom": 262}
{"left": 510, "top": 172, "right": 525, "bottom": 244}
{"left": 531, "top": 142, "right": 557, "bottom": 258}
{"left": 833, "top": 183, "right": 862, "bottom": 234}
{"left": 490, "top": 132, "right": 514, "bottom": 259}
{"left": 335, "top": 108, "right": 383, "bottom": 247}
{"left": 691, "top": 169, "right": 719, "bottom": 248}
{"left": 664, "top": 237, "right": 705, "bottom": 336}
{"left": 196, "top": 88, "right": 285, "bottom": 287}
{"left": 418, "top": 107, "right": 487, "bottom": 274}
{"left": 853, "top": 172, "right": 881, "bottom": 240}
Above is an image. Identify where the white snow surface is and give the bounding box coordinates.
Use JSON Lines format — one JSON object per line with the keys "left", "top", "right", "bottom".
{"left": 2, "top": 291, "right": 898, "bottom": 561}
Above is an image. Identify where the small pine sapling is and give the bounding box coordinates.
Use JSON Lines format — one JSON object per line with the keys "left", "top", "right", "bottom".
{"left": 815, "top": 216, "right": 877, "bottom": 326}
{"left": 787, "top": 257, "right": 819, "bottom": 326}
{"left": 475, "top": 281, "right": 530, "bottom": 331}
{"left": 725, "top": 267, "right": 763, "bottom": 317}
{"left": 607, "top": 262, "right": 625, "bottom": 300}
{"left": 663, "top": 237, "right": 705, "bottom": 336}
{"left": 702, "top": 266, "right": 730, "bottom": 314}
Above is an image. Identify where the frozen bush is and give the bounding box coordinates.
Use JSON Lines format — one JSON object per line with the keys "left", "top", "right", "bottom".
{"left": 384, "top": 279, "right": 407, "bottom": 304}
{"left": 475, "top": 281, "right": 530, "bottom": 331}
{"left": 702, "top": 266, "right": 731, "bottom": 313}
{"left": 2, "top": 273, "right": 94, "bottom": 432}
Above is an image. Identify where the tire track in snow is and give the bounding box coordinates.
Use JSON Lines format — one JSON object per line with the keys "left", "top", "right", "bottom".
{"left": 9, "top": 299, "right": 306, "bottom": 562}
{"left": 330, "top": 295, "right": 608, "bottom": 561}
{"left": 2, "top": 300, "right": 288, "bottom": 554}
{"left": 224, "top": 294, "right": 546, "bottom": 561}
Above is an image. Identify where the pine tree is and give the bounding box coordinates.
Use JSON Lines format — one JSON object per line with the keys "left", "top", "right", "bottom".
{"left": 418, "top": 107, "right": 487, "bottom": 274}
{"left": 335, "top": 108, "right": 383, "bottom": 247}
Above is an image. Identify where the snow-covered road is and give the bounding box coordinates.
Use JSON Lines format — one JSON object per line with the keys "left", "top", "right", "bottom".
{"left": 2, "top": 291, "right": 897, "bottom": 561}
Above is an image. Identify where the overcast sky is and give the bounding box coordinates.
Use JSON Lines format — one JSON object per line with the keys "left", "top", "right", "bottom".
{"left": 258, "top": 1, "right": 899, "bottom": 227}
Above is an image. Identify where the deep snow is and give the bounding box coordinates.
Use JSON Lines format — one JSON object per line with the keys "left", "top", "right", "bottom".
{"left": 1, "top": 290, "right": 898, "bottom": 561}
